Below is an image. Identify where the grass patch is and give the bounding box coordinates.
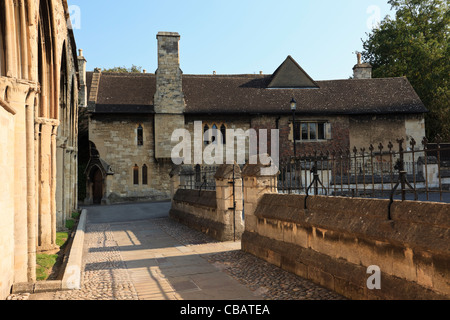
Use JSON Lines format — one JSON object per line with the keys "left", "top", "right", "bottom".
{"left": 65, "top": 210, "right": 81, "bottom": 231}
{"left": 36, "top": 232, "right": 70, "bottom": 281}
{"left": 36, "top": 212, "right": 79, "bottom": 281}
{"left": 56, "top": 232, "right": 69, "bottom": 248}
{"left": 36, "top": 254, "right": 58, "bottom": 281}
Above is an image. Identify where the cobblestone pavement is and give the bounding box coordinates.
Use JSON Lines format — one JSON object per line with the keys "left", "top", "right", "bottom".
{"left": 156, "top": 218, "right": 346, "bottom": 301}
{"left": 26, "top": 217, "right": 345, "bottom": 301}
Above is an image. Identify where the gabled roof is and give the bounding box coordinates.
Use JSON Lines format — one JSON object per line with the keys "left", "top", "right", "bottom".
{"left": 267, "top": 56, "right": 319, "bottom": 89}
{"left": 182, "top": 75, "right": 428, "bottom": 115}
{"left": 86, "top": 57, "right": 428, "bottom": 116}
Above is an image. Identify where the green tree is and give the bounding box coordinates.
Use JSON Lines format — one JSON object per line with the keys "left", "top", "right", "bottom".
{"left": 362, "top": 0, "right": 449, "bottom": 141}
{"left": 103, "top": 65, "right": 143, "bottom": 73}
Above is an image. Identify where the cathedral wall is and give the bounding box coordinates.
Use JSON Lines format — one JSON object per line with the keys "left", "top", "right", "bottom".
{"left": 0, "top": 0, "right": 79, "bottom": 299}
{"left": 0, "top": 99, "right": 16, "bottom": 300}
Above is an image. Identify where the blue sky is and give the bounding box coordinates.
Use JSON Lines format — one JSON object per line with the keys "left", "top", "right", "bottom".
{"left": 68, "top": 0, "right": 395, "bottom": 80}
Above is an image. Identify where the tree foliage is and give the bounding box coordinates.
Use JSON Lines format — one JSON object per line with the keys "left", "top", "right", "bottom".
{"left": 362, "top": 0, "right": 449, "bottom": 141}
{"left": 102, "top": 65, "right": 143, "bottom": 73}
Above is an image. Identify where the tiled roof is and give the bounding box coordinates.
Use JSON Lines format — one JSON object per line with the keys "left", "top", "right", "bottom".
{"left": 86, "top": 72, "right": 428, "bottom": 115}
{"left": 89, "top": 72, "right": 156, "bottom": 114}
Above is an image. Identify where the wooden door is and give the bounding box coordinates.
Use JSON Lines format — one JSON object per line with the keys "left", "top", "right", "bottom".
{"left": 93, "top": 168, "right": 103, "bottom": 204}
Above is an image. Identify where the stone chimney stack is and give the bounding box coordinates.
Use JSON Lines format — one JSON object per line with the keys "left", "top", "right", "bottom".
{"left": 153, "top": 32, "right": 186, "bottom": 159}
{"left": 77, "top": 49, "right": 87, "bottom": 107}
{"left": 154, "top": 32, "right": 184, "bottom": 114}
{"left": 353, "top": 52, "right": 372, "bottom": 79}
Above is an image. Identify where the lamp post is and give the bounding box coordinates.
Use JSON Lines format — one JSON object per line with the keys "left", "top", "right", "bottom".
{"left": 291, "top": 98, "right": 297, "bottom": 158}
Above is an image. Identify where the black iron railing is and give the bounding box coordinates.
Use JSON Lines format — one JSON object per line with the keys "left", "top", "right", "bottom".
{"left": 178, "top": 164, "right": 218, "bottom": 191}
{"left": 277, "top": 136, "right": 450, "bottom": 204}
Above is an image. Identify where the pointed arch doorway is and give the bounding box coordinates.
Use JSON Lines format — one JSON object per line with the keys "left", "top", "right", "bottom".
{"left": 84, "top": 142, "right": 115, "bottom": 205}
{"left": 92, "top": 166, "right": 103, "bottom": 204}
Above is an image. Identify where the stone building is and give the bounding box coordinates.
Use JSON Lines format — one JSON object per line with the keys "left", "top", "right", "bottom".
{"left": 83, "top": 32, "right": 427, "bottom": 205}
{"left": 0, "top": 0, "right": 79, "bottom": 299}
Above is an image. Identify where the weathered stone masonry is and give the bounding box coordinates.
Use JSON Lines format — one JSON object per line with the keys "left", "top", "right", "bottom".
{"left": 240, "top": 163, "right": 450, "bottom": 300}
{"left": 0, "top": 0, "right": 79, "bottom": 300}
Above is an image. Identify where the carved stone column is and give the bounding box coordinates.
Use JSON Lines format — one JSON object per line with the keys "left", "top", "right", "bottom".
{"left": 38, "top": 122, "right": 52, "bottom": 250}
{"left": 10, "top": 82, "right": 32, "bottom": 283}
{"left": 37, "top": 118, "right": 59, "bottom": 251}
{"left": 51, "top": 124, "right": 58, "bottom": 242}
{"left": 25, "top": 91, "right": 36, "bottom": 282}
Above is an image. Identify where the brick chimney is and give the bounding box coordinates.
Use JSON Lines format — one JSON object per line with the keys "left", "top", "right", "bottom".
{"left": 77, "top": 49, "right": 87, "bottom": 107}
{"left": 353, "top": 52, "right": 372, "bottom": 79}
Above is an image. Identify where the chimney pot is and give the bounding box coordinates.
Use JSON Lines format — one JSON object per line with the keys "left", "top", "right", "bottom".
{"left": 353, "top": 52, "right": 372, "bottom": 80}
{"left": 79, "top": 49, "right": 83, "bottom": 57}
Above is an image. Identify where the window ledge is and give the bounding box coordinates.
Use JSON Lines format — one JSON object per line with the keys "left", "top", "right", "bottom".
{"left": 294, "top": 140, "right": 330, "bottom": 143}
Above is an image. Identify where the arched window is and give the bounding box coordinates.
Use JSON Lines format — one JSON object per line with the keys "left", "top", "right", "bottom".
{"left": 212, "top": 124, "right": 218, "bottom": 144}
{"left": 0, "top": 1, "right": 6, "bottom": 76}
{"left": 203, "top": 124, "right": 210, "bottom": 145}
{"left": 38, "top": 0, "right": 56, "bottom": 119}
{"left": 4, "top": 86, "right": 10, "bottom": 102}
{"left": 70, "top": 75, "right": 75, "bottom": 140}
{"left": 137, "top": 124, "right": 144, "bottom": 146}
{"left": 60, "top": 43, "right": 68, "bottom": 110}
{"left": 221, "top": 124, "right": 227, "bottom": 145}
{"left": 133, "top": 165, "right": 139, "bottom": 185}
{"left": 142, "top": 164, "right": 148, "bottom": 185}
{"left": 13, "top": 1, "right": 22, "bottom": 78}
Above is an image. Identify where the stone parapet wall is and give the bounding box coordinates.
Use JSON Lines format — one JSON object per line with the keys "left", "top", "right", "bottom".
{"left": 242, "top": 193, "right": 450, "bottom": 300}
{"left": 170, "top": 189, "right": 224, "bottom": 240}
{"left": 169, "top": 164, "right": 244, "bottom": 242}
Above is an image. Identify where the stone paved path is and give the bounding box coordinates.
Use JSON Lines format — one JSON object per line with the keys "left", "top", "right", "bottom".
{"left": 28, "top": 203, "right": 345, "bottom": 301}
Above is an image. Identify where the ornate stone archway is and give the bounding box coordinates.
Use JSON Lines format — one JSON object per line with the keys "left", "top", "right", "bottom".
{"left": 84, "top": 141, "right": 114, "bottom": 205}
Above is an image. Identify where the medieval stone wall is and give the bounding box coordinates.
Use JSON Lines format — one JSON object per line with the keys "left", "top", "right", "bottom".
{"left": 242, "top": 194, "right": 449, "bottom": 300}
{"left": 349, "top": 114, "right": 426, "bottom": 151}
{"left": 88, "top": 114, "right": 171, "bottom": 203}
{"left": 169, "top": 164, "right": 245, "bottom": 242}
{"left": 240, "top": 161, "right": 449, "bottom": 300}
{"left": 0, "top": 101, "right": 16, "bottom": 299}
{"left": 0, "top": 0, "right": 79, "bottom": 300}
